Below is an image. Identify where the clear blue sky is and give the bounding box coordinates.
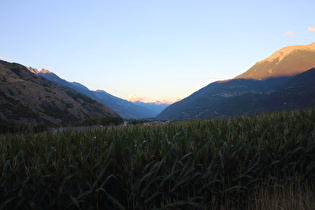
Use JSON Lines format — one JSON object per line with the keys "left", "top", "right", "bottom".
{"left": 1, "top": 0, "right": 315, "bottom": 102}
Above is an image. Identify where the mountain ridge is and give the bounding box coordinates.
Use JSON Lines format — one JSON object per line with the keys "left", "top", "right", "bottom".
{"left": 262, "top": 42, "right": 315, "bottom": 64}
{"left": 157, "top": 42, "right": 315, "bottom": 119}
{"left": 235, "top": 42, "right": 315, "bottom": 80}
{"left": 0, "top": 60, "right": 118, "bottom": 126}
{"left": 34, "top": 70, "right": 164, "bottom": 119}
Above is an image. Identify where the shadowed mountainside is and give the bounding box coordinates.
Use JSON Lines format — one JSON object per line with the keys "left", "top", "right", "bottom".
{"left": 197, "top": 68, "right": 315, "bottom": 118}
{"left": 157, "top": 42, "right": 315, "bottom": 119}
{"left": 0, "top": 60, "right": 118, "bottom": 126}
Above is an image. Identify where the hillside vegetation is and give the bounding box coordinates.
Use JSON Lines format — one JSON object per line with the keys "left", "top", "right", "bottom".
{"left": 1, "top": 109, "right": 314, "bottom": 209}
{"left": 0, "top": 60, "right": 118, "bottom": 127}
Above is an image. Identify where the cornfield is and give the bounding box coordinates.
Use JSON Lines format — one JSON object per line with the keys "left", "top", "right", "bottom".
{"left": 1, "top": 109, "right": 314, "bottom": 209}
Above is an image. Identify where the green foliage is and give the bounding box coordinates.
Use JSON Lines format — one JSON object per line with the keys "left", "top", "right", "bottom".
{"left": 128, "top": 119, "right": 151, "bottom": 125}
{"left": 0, "top": 109, "right": 314, "bottom": 209}
{"left": 0, "top": 123, "right": 48, "bottom": 134}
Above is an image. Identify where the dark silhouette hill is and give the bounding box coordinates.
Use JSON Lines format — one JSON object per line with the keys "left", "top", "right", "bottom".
{"left": 198, "top": 68, "right": 315, "bottom": 118}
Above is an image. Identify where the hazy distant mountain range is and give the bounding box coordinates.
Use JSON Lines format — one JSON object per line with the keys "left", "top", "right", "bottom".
{"left": 157, "top": 42, "right": 315, "bottom": 119}
{"left": 32, "top": 69, "right": 168, "bottom": 119}
{"left": 0, "top": 61, "right": 118, "bottom": 126}
{"left": 132, "top": 101, "right": 170, "bottom": 114}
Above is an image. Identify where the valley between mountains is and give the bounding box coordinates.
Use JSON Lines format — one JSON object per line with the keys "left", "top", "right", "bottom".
{"left": 1, "top": 42, "right": 315, "bottom": 127}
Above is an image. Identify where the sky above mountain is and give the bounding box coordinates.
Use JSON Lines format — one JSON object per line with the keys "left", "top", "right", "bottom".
{"left": 1, "top": 0, "right": 315, "bottom": 103}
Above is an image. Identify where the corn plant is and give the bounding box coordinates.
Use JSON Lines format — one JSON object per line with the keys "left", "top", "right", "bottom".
{"left": 0, "top": 108, "right": 314, "bottom": 209}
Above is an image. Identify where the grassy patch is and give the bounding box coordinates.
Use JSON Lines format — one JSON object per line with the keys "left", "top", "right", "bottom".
{"left": 73, "top": 116, "right": 124, "bottom": 127}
